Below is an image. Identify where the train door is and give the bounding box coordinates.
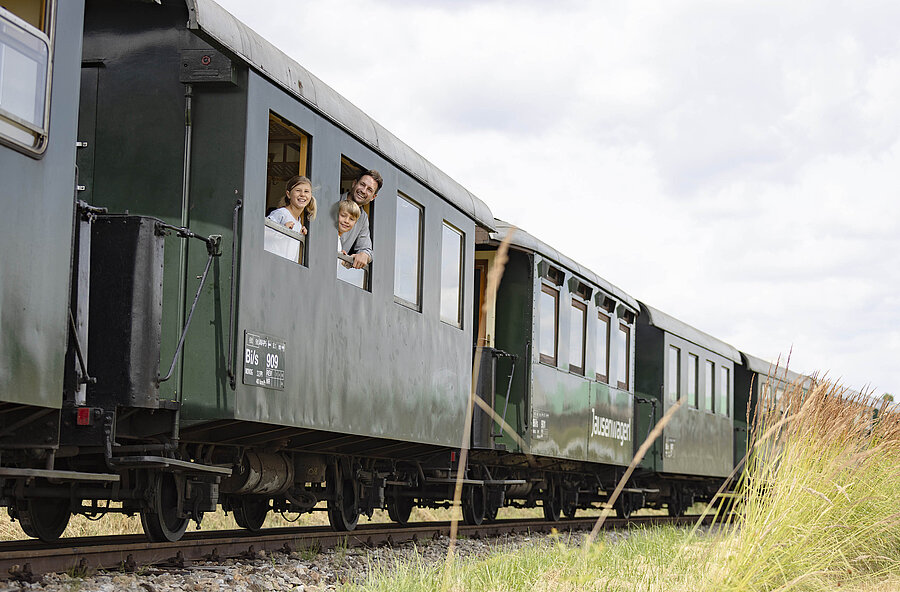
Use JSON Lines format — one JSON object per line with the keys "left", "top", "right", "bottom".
{"left": 634, "top": 395, "right": 659, "bottom": 471}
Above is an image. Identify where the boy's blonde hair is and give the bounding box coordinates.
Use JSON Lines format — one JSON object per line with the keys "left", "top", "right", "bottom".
{"left": 338, "top": 199, "right": 361, "bottom": 220}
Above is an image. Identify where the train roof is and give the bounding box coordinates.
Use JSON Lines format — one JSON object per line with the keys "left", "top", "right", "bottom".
{"left": 185, "top": 0, "right": 495, "bottom": 231}
{"left": 741, "top": 352, "right": 811, "bottom": 385}
{"left": 487, "top": 220, "right": 640, "bottom": 312}
{"left": 639, "top": 303, "right": 742, "bottom": 363}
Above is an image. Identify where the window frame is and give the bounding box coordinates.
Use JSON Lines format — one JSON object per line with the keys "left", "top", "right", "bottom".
{"left": 263, "top": 111, "right": 312, "bottom": 267}
{"left": 568, "top": 298, "right": 587, "bottom": 375}
{"left": 667, "top": 345, "right": 681, "bottom": 403}
{"left": 539, "top": 283, "right": 559, "bottom": 366}
{"left": 392, "top": 192, "right": 424, "bottom": 311}
{"left": 688, "top": 353, "right": 699, "bottom": 409}
{"left": 718, "top": 366, "right": 730, "bottom": 417}
{"left": 595, "top": 311, "right": 610, "bottom": 383}
{"left": 617, "top": 321, "right": 631, "bottom": 391}
{"left": 704, "top": 360, "right": 715, "bottom": 413}
{"left": 0, "top": 5, "right": 53, "bottom": 157}
{"left": 439, "top": 221, "right": 464, "bottom": 328}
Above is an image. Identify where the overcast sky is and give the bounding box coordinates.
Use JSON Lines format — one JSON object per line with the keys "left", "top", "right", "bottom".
{"left": 216, "top": 0, "right": 900, "bottom": 396}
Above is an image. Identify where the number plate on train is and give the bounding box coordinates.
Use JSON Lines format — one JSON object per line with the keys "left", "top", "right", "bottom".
{"left": 242, "top": 331, "right": 286, "bottom": 390}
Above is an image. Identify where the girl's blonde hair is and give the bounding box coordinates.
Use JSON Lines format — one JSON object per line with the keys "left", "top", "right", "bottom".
{"left": 284, "top": 175, "right": 317, "bottom": 221}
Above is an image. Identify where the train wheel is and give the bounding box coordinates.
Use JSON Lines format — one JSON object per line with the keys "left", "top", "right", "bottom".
{"left": 563, "top": 504, "right": 577, "bottom": 519}
{"left": 386, "top": 490, "right": 413, "bottom": 525}
{"left": 140, "top": 473, "right": 189, "bottom": 542}
{"left": 462, "top": 484, "right": 486, "bottom": 526}
{"left": 667, "top": 489, "right": 685, "bottom": 517}
{"left": 232, "top": 496, "right": 269, "bottom": 532}
{"left": 542, "top": 479, "right": 561, "bottom": 522}
{"left": 614, "top": 494, "right": 633, "bottom": 519}
{"left": 326, "top": 464, "right": 359, "bottom": 532}
{"left": 484, "top": 503, "right": 499, "bottom": 523}
{"left": 15, "top": 494, "right": 70, "bottom": 541}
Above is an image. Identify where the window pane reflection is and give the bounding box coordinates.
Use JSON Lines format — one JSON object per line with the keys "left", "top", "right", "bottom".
{"left": 440, "top": 223, "right": 463, "bottom": 326}
{"left": 668, "top": 346, "right": 680, "bottom": 403}
{"left": 617, "top": 323, "right": 630, "bottom": 390}
{"left": 568, "top": 302, "right": 585, "bottom": 374}
{"left": 394, "top": 195, "right": 422, "bottom": 307}
{"left": 688, "top": 354, "right": 699, "bottom": 408}
{"left": 596, "top": 313, "right": 609, "bottom": 382}
{"left": 718, "top": 366, "right": 730, "bottom": 416}
{"left": 705, "top": 361, "right": 715, "bottom": 412}
{"left": 539, "top": 287, "right": 558, "bottom": 363}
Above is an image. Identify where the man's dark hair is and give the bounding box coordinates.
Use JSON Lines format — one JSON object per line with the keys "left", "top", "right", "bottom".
{"left": 357, "top": 169, "right": 383, "bottom": 193}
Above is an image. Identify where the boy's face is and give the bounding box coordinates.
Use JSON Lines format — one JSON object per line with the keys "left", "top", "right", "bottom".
{"left": 338, "top": 210, "right": 358, "bottom": 235}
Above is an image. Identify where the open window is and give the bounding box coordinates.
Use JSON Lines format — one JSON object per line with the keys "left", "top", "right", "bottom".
{"left": 336, "top": 156, "right": 373, "bottom": 290}
{"left": 0, "top": 3, "right": 53, "bottom": 155}
{"left": 263, "top": 112, "right": 311, "bottom": 265}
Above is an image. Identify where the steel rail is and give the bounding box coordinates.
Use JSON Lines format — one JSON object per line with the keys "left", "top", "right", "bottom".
{"left": 0, "top": 514, "right": 718, "bottom": 581}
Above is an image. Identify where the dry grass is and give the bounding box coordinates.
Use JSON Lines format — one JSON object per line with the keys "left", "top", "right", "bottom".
{"left": 706, "top": 378, "right": 900, "bottom": 590}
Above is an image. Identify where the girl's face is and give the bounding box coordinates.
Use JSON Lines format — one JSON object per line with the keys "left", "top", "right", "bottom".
{"left": 287, "top": 182, "right": 312, "bottom": 211}
{"left": 338, "top": 211, "right": 357, "bottom": 235}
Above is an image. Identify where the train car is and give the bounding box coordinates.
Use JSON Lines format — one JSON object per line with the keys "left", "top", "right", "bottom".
{"left": 633, "top": 304, "right": 741, "bottom": 515}
{"left": 0, "top": 1, "right": 132, "bottom": 541}
{"left": 734, "top": 353, "right": 814, "bottom": 469}
{"left": 472, "top": 221, "right": 644, "bottom": 519}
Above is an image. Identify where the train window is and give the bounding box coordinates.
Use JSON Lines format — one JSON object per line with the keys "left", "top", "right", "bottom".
{"left": 440, "top": 222, "right": 464, "bottom": 327}
{"left": 704, "top": 361, "right": 715, "bottom": 412}
{"left": 718, "top": 366, "right": 730, "bottom": 416}
{"left": 617, "top": 322, "right": 631, "bottom": 390}
{"left": 595, "top": 312, "right": 610, "bottom": 383}
{"left": 393, "top": 193, "right": 423, "bottom": 310}
{"left": 0, "top": 5, "right": 51, "bottom": 154}
{"left": 568, "top": 299, "right": 586, "bottom": 375}
{"left": 688, "top": 353, "right": 699, "bottom": 408}
{"left": 336, "top": 156, "right": 377, "bottom": 291}
{"left": 264, "top": 113, "right": 311, "bottom": 265}
{"left": 668, "top": 346, "right": 681, "bottom": 403}
{"left": 339, "top": 156, "right": 376, "bottom": 231}
{"left": 539, "top": 284, "right": 559, "bottom": 365}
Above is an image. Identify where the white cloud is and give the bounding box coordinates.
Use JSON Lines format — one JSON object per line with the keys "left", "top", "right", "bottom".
{"left": 216, "top": 0, "right": 900, "bottom": 395}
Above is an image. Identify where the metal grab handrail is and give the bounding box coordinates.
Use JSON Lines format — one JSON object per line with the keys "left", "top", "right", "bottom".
{"left": 337, "top": 251, "right": 370, "bottom": 271}
{"left": 264, "top": 218, "right": 306, "bottom": 243}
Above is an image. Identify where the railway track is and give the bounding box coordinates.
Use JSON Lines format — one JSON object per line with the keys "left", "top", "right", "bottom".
{"left": 0, "top": 514, "right": 717, "bottom": 581}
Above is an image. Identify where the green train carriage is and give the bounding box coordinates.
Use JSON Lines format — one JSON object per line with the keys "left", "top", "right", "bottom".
{"left": 473, "top": 221, "right": 643, "bottom": 519}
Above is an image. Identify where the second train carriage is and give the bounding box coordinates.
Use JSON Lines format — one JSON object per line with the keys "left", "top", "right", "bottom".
{"left": 473, "top": 221, "right": 649, "bottom": 519}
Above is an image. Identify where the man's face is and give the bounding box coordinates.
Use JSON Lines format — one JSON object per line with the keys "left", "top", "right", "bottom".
{"left": 349, "top": 175, "right": 378, "bottom": 206}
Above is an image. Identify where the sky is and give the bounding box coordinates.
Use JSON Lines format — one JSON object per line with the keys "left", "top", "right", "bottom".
{"left": 215, "top": 0, "right": 900, "bottom": 396}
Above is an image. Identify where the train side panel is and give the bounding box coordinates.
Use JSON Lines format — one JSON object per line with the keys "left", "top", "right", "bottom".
{"left": 0, "top": 1, "right": 85, "bottom": 409}
{"left": 183, "top": 71, "right": 474, "bottom": 447}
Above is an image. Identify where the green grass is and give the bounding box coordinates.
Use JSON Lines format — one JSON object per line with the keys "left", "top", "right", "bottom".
{"left": 347, "top": 379, "right": 900, "bottom": 592}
